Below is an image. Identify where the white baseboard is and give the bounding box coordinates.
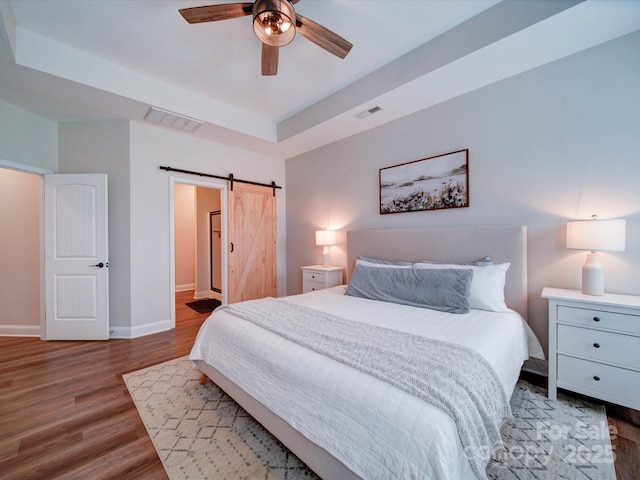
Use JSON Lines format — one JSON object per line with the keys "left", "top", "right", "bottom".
{"left": 176, "top": 283, "right": 196, "bottom": 293}
{"left": 0, "top": 324, "right": 41, "bottom": 337}
{"left": 193, "top": 291, "right": 222, "bottom": 301}
{"left": 110, "top": 319, "right": 171, "bottom": 339}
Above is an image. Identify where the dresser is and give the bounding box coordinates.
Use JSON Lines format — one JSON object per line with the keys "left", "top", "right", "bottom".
{"left": 301, "top": 265, "right": 344, "bottom": 293}
{"left": 542, "top": 287, "right": 640, "bottom": 410}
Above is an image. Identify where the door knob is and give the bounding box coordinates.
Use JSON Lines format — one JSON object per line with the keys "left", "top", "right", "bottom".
{"left": 90, "top": 262, "right": 105, "bottom": 268}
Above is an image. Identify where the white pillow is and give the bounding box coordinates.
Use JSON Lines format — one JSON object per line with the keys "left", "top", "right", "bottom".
{"left": 413, "top": 262, "right": 511, "bottom": 312}
{"left": 356, "top": 257, "right": 412, "bottom": 268}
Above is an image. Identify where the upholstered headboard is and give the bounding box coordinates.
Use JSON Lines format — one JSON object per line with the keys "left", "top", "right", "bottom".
{"left": 346, "top": 225, "right": 528, "bottom": 319}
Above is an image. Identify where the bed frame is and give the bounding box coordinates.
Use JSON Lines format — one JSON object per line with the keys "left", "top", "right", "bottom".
{"left": 195, "top": 224, "right": 528, "bottom": 479}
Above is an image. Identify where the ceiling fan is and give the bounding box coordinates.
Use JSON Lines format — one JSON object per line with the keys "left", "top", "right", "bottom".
{"left": 179, "top": 0, "right": 353, "bottom": 76}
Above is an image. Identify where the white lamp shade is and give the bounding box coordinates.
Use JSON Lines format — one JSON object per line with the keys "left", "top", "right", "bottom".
{"left": 315, "top": 230, "right": 336, "bottom": 246}
{"left": 566, "top": 218, "right": 626, "bottom": 252}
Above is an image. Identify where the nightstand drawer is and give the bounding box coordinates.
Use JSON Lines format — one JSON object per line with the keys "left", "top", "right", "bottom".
{"left": 558, "top": 305, "right": 640, "bottom": 334}
{"left": 303, "top": 271, "right": 325, "bottom": 282}
{"left": 301, "top": 266, "right": 344, "bottom": 294}
{"left": 558, "top": 355, "right": 640, "bottom": 406}
{"left": 557, "top": 324, "right": 640, "bottom": 369}
{"left": 303, "top": 281, "right": 324, "bottom": 293}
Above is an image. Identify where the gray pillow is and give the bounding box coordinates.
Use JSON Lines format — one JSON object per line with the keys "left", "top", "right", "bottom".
{"left": 418, "top": 256, "right": 493, "bottom": 266}
{"left": 358, "top": 256, "right": 413, "bottom": 266}
{"left": 345, "top": 264, "right": 473, "bottom": 314}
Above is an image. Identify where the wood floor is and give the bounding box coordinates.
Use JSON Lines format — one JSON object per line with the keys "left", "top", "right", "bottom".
{"left": 0, "top": 290, "right": 208, "bottom": 480}
{"left": 1, "top": 291, "right": 638, "bottom": 479}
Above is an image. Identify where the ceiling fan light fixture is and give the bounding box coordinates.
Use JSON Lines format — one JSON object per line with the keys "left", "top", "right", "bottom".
{"left": 253, "top": 0, "right": 296, "bottom": 47}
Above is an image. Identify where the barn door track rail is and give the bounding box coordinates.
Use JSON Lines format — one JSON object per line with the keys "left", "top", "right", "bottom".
{"left": 159, "top": 166, "right": 282, "bottom": 196}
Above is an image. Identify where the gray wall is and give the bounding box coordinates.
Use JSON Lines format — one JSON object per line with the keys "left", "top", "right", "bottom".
{"left": 285, "top": 31, "right": 640, "bottom": 355}
{"left": 59, "top": 120, "right": 132, "bottom": 334}
{"left": 59, "top": 120, "right": 286, "bottom": 337}
{"left": 0, "top": 98, "right": 58, "bottom": 172}
{"left": 128, "top": 121, "right": 286, "bottom": 335}
{"left": 2, "top": 101, "right": 286, "bottom": 338}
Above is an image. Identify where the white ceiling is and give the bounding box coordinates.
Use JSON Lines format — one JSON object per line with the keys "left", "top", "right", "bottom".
{"left": 1, "top": 0, "right": 639, "bottom": 160}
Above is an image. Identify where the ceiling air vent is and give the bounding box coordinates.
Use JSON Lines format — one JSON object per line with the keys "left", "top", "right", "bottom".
{"left": 144, "top": 107, "right": 203, "bottom": 132}
{"left": 355, "top": 105, "right": 383, "bottom": 120}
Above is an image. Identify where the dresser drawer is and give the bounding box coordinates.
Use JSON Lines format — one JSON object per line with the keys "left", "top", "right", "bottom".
{"left": 558, "top": 305, "right": 640, "bottom": 334}
{"left": 557, "top": 324, "right": 640, "bottom": 369}
{"left": 543, "top": 287, "right": 640, "bottom": 407}
{"left": 557, "top": 354, "right": 640, "bottom": 408}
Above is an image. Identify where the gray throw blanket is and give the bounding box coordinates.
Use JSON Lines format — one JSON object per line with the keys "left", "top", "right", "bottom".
{"left": 221, "top": 298, "right": 511, "bottom": 479}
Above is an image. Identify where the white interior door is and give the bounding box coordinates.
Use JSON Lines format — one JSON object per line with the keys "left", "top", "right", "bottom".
{"left": 44, "top": 174, "right": 109, "bottom": 340}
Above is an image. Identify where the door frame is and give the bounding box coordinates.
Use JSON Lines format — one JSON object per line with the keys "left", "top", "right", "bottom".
{"left": 209, "top": 210, "right": 222, "bottom": 295}
{"left": 169, "top": 175, "right": 228, "bottom": 328}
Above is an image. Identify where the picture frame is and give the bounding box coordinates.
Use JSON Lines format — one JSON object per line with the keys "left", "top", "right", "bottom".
{"left": 379, "top": 149, "right": 469, "bottom": 214}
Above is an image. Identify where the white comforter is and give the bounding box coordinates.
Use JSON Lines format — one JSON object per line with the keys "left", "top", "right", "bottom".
{"left": 189, "top": 287, "right": 542, "bottom": 480}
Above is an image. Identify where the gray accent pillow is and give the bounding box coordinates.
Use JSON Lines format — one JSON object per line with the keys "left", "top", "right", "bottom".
{"left": 357, "top": 256, "right": 413, "bottom": 267}
{"left": 413, "top": 262, "right": 510, "bottom": 312}
{"left": 345, "top": 264, "right": 473, "bottom": 314}
{"left": 418, "top": 256, "right": 493, "bottom": 266}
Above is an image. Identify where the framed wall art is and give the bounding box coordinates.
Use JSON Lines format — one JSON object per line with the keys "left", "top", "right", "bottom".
{"left": 379, "top": 149, "right": 469, "bottom": 214}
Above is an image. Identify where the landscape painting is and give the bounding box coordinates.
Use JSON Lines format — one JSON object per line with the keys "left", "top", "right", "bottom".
{"left": 379, "top": 149, "right": 469, "bottom": 214}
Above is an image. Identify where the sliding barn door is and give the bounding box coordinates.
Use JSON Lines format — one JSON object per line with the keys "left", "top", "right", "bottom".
{"left": 228, "top": 183, "right": 276, "bottom": 303}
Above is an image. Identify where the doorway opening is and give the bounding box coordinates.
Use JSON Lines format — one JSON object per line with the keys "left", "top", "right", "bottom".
{"left": 170, "top": 176, "right": 227, "bottom": 329}
{"left": 0, "top": 166, "right": 43, "bottom": 337}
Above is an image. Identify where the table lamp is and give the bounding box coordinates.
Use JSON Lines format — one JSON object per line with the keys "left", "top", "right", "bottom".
{"left": 566, "top": 215, "right": 626, "bottom": 295}
{"left": 315, "top": 230, "right": 336, "bottom": 268}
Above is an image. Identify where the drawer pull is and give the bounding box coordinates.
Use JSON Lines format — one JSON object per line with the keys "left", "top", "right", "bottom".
{"left": 593, "top": 317, "right": 600, "bottom": 322}
{"left": 311, "top": 275, "right": 316, "bottom": 279}
{"left": 593, "top": 375, "right": 600, "bottom": 381}
{"left": 593, "top": 343, "right": 600, "bottom": 348}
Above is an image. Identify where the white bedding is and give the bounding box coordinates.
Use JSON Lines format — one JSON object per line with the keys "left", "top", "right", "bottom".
{"left": 189, "top": 286, "right": 542, "bottom": 480}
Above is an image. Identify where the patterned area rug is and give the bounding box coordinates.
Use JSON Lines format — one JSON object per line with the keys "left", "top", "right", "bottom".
{"left": 123, "top": 357, "right": 616, "bottom": 480}
{"left": 487, "top": 381, "right": 616, "bottom": 479}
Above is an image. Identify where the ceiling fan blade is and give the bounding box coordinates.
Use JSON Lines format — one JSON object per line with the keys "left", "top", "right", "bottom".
{"left": 262, "top": 43, "right": 279, "bottom": 76}
{"left": 296, "top": 14, "right": 352, "bottom": 59}
{"left": 179, "top": 3, "right": 253, "bottom": 24}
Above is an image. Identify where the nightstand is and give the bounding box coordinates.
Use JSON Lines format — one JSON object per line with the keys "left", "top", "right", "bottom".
{"left": 301, "top": 265, "right": 344, "bottom": 293}
{"left": 542, "top": 287, "right": 640, "bottom": 410}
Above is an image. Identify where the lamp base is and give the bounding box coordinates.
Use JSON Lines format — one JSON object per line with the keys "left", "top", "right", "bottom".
{"left": 582, "top": 253, "right": 604, "bottom": 296}
{"left": 322, "top": 246, "right": 330, "bottom": 268}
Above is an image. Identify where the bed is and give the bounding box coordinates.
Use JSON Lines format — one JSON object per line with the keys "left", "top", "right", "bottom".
{"left": 189, "top": 225, "right": 543, "bottom": 479}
